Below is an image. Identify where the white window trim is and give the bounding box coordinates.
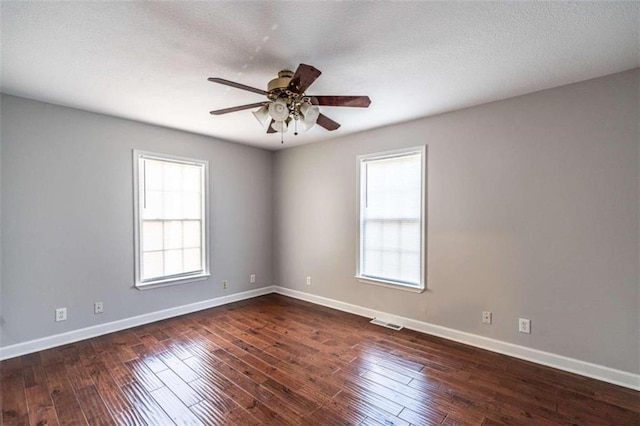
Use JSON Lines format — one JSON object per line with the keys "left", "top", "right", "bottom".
{"left": 132, "top": 150, "right": 210, "bottom": 290}
{"left": 355, "top": 145, "right": 427, "bottom": 293}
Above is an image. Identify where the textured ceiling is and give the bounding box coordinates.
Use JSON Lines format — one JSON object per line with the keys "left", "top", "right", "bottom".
{"left": 2, "top": 2, "right": 638, "bottom": 150}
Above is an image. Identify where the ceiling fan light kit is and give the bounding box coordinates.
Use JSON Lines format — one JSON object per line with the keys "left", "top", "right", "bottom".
{"left": 208, "top": 64, "right": 371, "bottom": 142}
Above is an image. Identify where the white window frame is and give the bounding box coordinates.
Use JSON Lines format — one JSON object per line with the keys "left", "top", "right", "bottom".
{"left": 133, "top": 150, "right": 210, "bottom": 290}
{"left": 355, "top": 146, "right": 426, "bottom": 293}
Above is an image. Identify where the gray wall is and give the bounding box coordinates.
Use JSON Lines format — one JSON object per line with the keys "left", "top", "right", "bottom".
{"left": 1, "top": 95, "right": 273, "bottom": 346}
{"left": 2, "top": 70, "right": 639, "bottom": 375}
{"left": 274, "top": 69, "right": 640, "bottom": 373}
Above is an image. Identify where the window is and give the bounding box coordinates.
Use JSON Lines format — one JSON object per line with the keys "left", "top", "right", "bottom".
{"left": 356, "top": 146, "right": 426, "bottom": 291}
{"left": 133, "top": 150, "right": 209, "bottom": 289}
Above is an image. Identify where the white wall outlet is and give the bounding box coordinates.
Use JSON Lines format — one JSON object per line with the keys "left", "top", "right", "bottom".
{"left": 306, "top": 276, "right": 312, "bottom": 286}
{"left": 222, "top": 280, "right": 228, "bottom": 289}
{"left": 482, "top": 311, "right": 492, "bottom": 324}
{"left": 519, "top": 318, "right": 531, "bottom": 334}
{"left": 94, "top": 301, "right": 104, "bottom": 314}
{"left": 250, "top": 274, "right": 256, "bottom": 284}
{"left": 55, "top": 307, "right": 67, "bottom": 322}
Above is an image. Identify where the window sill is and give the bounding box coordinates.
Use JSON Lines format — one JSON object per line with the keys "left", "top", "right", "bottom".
{"left": 135, "top": 273, "right": 210, "bottom": 290}
{"left": 355, "top": 275, "right": 425, "bottom": 293}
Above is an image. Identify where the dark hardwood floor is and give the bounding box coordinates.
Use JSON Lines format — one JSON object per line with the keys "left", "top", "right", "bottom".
{"left": 1, "top": 294, "right": 639, "bottom": 425}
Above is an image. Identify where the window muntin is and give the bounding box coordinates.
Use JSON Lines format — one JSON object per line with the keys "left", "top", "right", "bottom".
{"left": 357, "top": 147, "right": 425, "bottom": 290}
{"left": 133, "top": 151, "right": 209, "bottom": 288}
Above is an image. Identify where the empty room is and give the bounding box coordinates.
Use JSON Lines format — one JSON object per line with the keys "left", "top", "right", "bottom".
{"left": 1, "top": 1, "right": 639, "bottom": 425}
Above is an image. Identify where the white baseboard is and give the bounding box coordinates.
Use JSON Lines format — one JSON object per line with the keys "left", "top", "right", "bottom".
{"left": 0, "top": 286, "right": 276, "bottom": 361}
{"left": 273, "top": 286, "right": 640, "bottom": 391}
{"left": 2, "top": 284, "right": 638, "bottom": 391}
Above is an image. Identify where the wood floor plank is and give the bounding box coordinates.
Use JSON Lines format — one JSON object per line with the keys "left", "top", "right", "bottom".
{"left": 332, "top": 367, "right": 406, "bottom": 416}
{"left": 260, "top": 377, "right": 320, "bottom": 415}
{"left": 43, "top": 361, "right": 87, "bottom": 425}
{"left": 120, "top": 380, "right": 176, "bottom": 425}
{"left": 20, "top": 355, "right": 59, "bottom": 426}
{"left": 155, "top": 368, "right": 202, "bottom": 407}
{"left": 155, "top": 350, "right": 199, "bottom": 383}
{"left": 83, "top": 359, "right": 141, "bottom": 424}
{"left": 188, "top": 378, "right": 238, "bottom": 414}
{"left": 190, "top": 399, "right": 259, "bottom": 426}
{"left": 338, "top": 389, "right": 410, "bottom": 426}
{"left": 1, "top": 368, "right": 30, "bottom": 425}
{"left": 301, "top": 403, "right": 362, "bottom": 426}
{"left": 398, "top": 406, "right": 445, "bottom": 425}
{"left": 149, "top": 386, "right": 203, "bottom": 425}
{"left": 1, "top": 294, "right": 638, "bottom": 425}
{"left": 74, "top": 385, "right": 116, "bottom": 425}
{"left": 124, "top": 358, "right": 165, "bottom": 392}
{"left": 557, "top": 388, "right": 640, "bottom": 425}
{"left": 360, "top": 417, "right": 387, "bottom": 426}
{"left": 23, "top": 369, "right": 59, "bottom": 426}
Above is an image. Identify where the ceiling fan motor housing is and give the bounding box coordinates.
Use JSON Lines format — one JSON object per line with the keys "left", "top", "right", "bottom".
{"left": 267, "top": 70, "right": 295, "bottom": 93}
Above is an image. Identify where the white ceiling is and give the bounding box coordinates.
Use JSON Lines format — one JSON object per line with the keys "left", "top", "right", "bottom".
{"left": 2, "top": 2, "right": 638, "bottom": 150}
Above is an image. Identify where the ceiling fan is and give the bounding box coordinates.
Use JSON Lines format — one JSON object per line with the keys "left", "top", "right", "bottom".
{"left": 208, "top": 64, "right": 371, "bottom": 137}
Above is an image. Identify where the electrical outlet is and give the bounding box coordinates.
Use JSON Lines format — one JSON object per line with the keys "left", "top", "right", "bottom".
{"left": 519, "top": 318, "right": 531, "bottom": 334}
{"left": 222, "top": 280, "right": 228, "bottom": 289}
{"left": 55, "top": 307, "right": 67, "bottom": 322}
{"left": 482, "top": 311, "right": 492, "bottom": 324}
{"left": 250, "top": 274, "right": 256, "bottom": 284}
{"left": 94, "top": 301, "right": 104, "bottom": 314}
{"left": 306, "top": 276, "right": 312, "bottom": 286}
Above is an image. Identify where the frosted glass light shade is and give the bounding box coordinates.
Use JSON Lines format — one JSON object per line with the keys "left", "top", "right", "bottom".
{"left": 270, "top": 120, "right": 288, "bottom": 133}
{"left": 268, "top": 98, "right": 289, "bottom": 121}
{"left": 300, "top": 102, "right": 320, "bottom": 131}
{"left": 252, "top": 105, "right": 269, "bottom": 125}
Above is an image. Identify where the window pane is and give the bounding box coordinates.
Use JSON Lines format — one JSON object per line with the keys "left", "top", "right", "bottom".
{"left": 144, "top": 160, "right": 164, "bottom": 191}
{"left": 381, "top": 221, "right": 401, "bottom": 251}
{"left": 163, "top": 221, "right": 183, "bottom": 250}
{"left": 183, "top": 166, "right": 201, "bottom": 192}
{"left": 164, "top": 249, "right": 183, "bottom": 276}
{"left": 363, "top": 220, "right": 382, "bottom": 249}
{"left": 183, "top": 221, "right": 201, "bottom": 248}
{"left": 400, "top": 221, "right": 421, "bottom": 252}
{"left": 381, "top": 250, "right": 400, "bottom": 280}
{"left": 143, "top": 251, "right": 164, "bottom": 280}
{"left": 183, "top": 248, "right": 202, "bottom": 272}
{"left": 163, "top": 192, "right": 183, "bottom": 219}
{"left": 183, "top": 193, "right": 201, "bottom": 219}
{"left": 363, "top": 248, "right": 382, "bottom": 278}
{"left": 399, "top": 252, "right": 420, "bottom": 284}
{"left": 365, "top": 154, "right": 421, "bottom": 219}
{"left": 143, "top": 191, "right": 163, "bottom": 220}
{"left": 143, "top": 221, "right": 163, "bottom": 252}
{"left": 164, "top": 162, "right": 183, "bottom": 192}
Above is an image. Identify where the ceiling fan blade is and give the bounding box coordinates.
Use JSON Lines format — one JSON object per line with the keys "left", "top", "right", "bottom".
{"left": 266, "top": 119, "right": 277, "bottom": 133}
{"left": 208, "top": 77, "right": 268, "bottom": 96}
{"left": 312, "top": 96, "right": 371, "bottom": 108}
{"left": 316, "top": 113, "right": 341, "bottom": 131}
{"left": 287, "top": 64, "right": 322, "bottom": 94}
{"left": 209, "top": 102, "right": 267, "bottom": 115}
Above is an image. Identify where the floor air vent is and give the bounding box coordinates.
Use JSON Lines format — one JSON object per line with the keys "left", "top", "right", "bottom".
{"left": 370, "top": 318, "right": 403, "bottom": 331}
